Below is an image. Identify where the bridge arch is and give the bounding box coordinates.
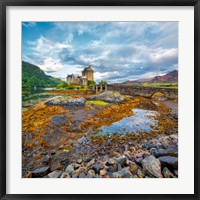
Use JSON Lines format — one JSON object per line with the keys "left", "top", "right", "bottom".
{"left": 151, "top": 92, "right": 167, "bottom": 99}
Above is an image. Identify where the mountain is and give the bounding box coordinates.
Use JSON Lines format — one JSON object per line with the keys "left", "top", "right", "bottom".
{"left": 150, "top": 70, "right": 178, "bottom": 83}
{"left": 22, "top": 61, "right": 62, "bottom": 88}
{"left": 135, "top": 77, "right": 153, "bottom": 83}
{"left": 122, "top": 77, "right": 154, "bottom": 85}
{"left": 122, "top": 70, "right": 178, "bottom": 85}
{"left": 122, "top": 80, "right": 136, "bottom": 85}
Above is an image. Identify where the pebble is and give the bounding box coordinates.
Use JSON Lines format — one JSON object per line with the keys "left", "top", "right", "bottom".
{"left": 149, "top": 148, "right": 157, "bottom": 156}
{"left": 158, "top": 156, "right": 178, "bottom": 169}
{"left": 73, "top": 163, "right": 81, "bottom": 170}
{"left": 32, "top": 166, "right": 50, "bottom": 178}
{"left": 112, "top": 172, "right": 122, "bottom": 178}
{"left": 107, "top": 172, "right": 113, "bottom": 177}
{"left": 42, "top": 155, "right": 51, "bottom": 164}
{"left": 159, "top": 136, "right": 171, "bottom": 148}
{"left": 47, "top": 170, "right": 62, "bottom": 178}
{"left": 33, "top": 153, "right": 41, "bottom": 160}
{"left": 87, "top": 169, "right": 96, "bottom": 178}
{"left": 74, "top": 167, "right": 86, "bottom": 175}
{"left": 112, "top": 168, "right": 132, "bottom": 178}
{"left": 86, "top": 174, "right": 93, "bottom": 178}
{"left": 50, "top": 150, "right": 56, "bottom": 155}
{"left": 142, "top": 155, "right": 163, "bottom": 178}
{"left": 124, "top": 151, "right": 131, "bottom": 159}
{"left": 137, "top": 169, "right": 144, "bottom": 178}
{"left": 50, "top": 161, "right": 62, "bottom": 172}
{"left": 86, "top": 158, "right": 96, "bottom": 168}
{"left": 162, "top": 167, "right": 175, "bottom": 178}
{"left": 92, "top": 163, "right": 103, "bottom": 173}
{"left": 79, "top": 173, "right": 86, "bottom": 178}
{"left": 174, "top": 169, "right": 178, "bottom": 177}
{"left": 120, "top": 168, "right": 133, "bottom": 178}
{"left": 116, "top": 157, "right": 127, "bottom": 167}
{"left": 107, "top": 166, "right": 115, "bottom": 173}
{"left": 154, "top": 146, "right": 178, "bottom": 158}
{"left": 113, "top": 152, "right": 121, "bottom": 158}
{"left": 65, "top": 164, "right": 75, "bottom": 174}
{"left": 95, "top": 174, "right": 101, "bottom": 178}
{"left": 116, "top": 163, "right": 122, "bottom": 171}
{"left": 60, "top": 172, "right": 71, "bottom": 178}
{"left": 100, "top": 169, "right": 107, "bottom": 176}
{"left": 105, "top": 158, "right": 115, "bottom": 166}
{"left": 129, "top": 146, "right": 135, "bottom": 153}
{"left": 26, "top": 171, "right": 32, "bottom": 178}
{"left": 72, "top": 174, "right": 79, "bottom": 178}
{"left": 77, "top": 159, "right": 83, "bottom": 164}
{"left": 135, "top": 157, "right": 143, "bottom": 167}
{"left": 129, "top": 162, "right": 139, "bottom": 175}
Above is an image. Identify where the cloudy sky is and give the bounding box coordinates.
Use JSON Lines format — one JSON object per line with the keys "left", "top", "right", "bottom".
{"left": 22, "top": 22, "right": 178, "bottom": 83}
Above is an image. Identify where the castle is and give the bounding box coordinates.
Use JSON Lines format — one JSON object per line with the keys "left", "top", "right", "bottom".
{"left": 66, "top": 66, "right": 94, "bottom": 86}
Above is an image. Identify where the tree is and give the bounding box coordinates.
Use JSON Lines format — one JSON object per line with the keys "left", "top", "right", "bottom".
{"left": 62, "top": 82, "right": 69, "bottom": 88}
{"left": 87, "top": 80, "right": 96, "bottom": 86}
{"left": 22, "top": 61, "right": 62, "bottom": 88}
{"left": 99, "top": 80, "right": 107, "bottom": 85}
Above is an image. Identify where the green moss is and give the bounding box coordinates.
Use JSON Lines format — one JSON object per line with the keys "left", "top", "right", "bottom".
{"left": 86, "top": 100, "right": 109, "bottom": 106}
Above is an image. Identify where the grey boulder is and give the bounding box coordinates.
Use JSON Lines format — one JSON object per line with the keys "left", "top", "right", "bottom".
{"left": 142, "top": 155, "right": 163, "bottom": 178}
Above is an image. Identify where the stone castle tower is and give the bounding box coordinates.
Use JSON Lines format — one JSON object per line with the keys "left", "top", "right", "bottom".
{"left": 82, "top": 66, "right": 94, "bottom": 81}
{"left": 66, "top": 65, "right": 94, "bottom": 86}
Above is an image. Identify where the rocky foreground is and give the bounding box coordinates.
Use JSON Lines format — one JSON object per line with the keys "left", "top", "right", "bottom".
{"left": 22, "top": 91, "right": 178, "bottom": 178}
{"left": 27, "top": 133, "right": 178, "bottom": 178}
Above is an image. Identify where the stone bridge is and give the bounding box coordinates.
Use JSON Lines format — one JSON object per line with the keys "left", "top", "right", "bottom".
{"left": 92, "top": 84, "right": 108, "bottom": 93}
{"left": 106, "top": 84, "right": 178, "bottom": 99}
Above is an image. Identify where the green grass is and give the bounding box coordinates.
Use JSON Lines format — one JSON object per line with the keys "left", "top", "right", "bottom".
{"left": 86, "top": 100, "right": 109, "bottom": 106}
{"left": 135, "top": 82, "right": 178, "bottom": 88}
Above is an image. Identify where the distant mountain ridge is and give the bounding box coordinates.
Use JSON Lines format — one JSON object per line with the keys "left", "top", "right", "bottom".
{"left": 123, "top": 70, "right": 178, "bottom": 85}
{"left": 22, "top": 61, "right": 62, "bottom": 88}
{"left": 150, "top": 70, "right": 178, "bottom": 83}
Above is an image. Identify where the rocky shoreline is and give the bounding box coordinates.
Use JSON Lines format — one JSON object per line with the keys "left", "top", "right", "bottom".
{"left": 26, "top": 133, "right": 178, "bottom": 178}
{"left": 22, "top": 91, "right": 178, "bottom": 178}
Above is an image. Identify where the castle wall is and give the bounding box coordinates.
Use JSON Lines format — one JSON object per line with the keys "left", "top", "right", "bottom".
{"left": 86, "top": 71, "right": 93, "bottom": 81}
{"left": 74, "top": 77, "right": 80, "bottom": 85}
{"left": 66, "top": 66, "right": 94, "bottom": 86}
{"left": 80, "top": 78, "right": 87, "bottom": 86}
{"left": 67, "top": 76, "right": 73, "bottom": 85}
{"left": 82, "top": 70, "right": 94, "bottom": 81}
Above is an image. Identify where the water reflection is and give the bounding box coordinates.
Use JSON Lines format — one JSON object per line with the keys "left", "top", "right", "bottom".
{"left": 22, "top": 87, "right": 55, "bottom": 108}
{"left": 95, "top": 109, "right": 158, "bottom": 135}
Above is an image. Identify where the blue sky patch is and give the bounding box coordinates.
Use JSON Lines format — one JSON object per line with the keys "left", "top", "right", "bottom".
{"left": 22, "top": 22, "right": 178, "bottom": 83}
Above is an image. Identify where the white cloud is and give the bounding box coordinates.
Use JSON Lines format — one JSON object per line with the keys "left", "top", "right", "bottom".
{"left": 149, "top": 48, "right": 178, "bottom": 64}
{"left": 38, "top": 58, "right": 63, "bottom": 72}
{"left": 30, "top": 36, "right": 72, "bottom": 54}
{"left": 23, "top": 22, "right": 178, "bottom": 82}
{"left": 66, "top": 33, "right": 74, "bottom": 44}
{"left": 25, "top": 36, "right": 73, "bottom": 73}
{"left": 22, "top": 22, "right": 37, "bottom": 28}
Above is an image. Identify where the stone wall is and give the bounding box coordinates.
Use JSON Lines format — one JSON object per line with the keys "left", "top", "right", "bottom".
{"left": 85, "top": 71, "right": 93, "bottom": 81}
{"left": 107, "top": 85, "right": 178, "bottom": 99}
{"left": 82, "top": 68, "right": 94, "bottom": 81}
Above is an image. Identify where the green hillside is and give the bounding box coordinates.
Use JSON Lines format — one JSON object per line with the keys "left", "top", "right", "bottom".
{"left": 22, "top": 61, "right": 62, "bottom": 88}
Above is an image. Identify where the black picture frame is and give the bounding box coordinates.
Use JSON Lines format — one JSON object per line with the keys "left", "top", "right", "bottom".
{"left": 0, "top": 0, "right": 199, "bottom": 199}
